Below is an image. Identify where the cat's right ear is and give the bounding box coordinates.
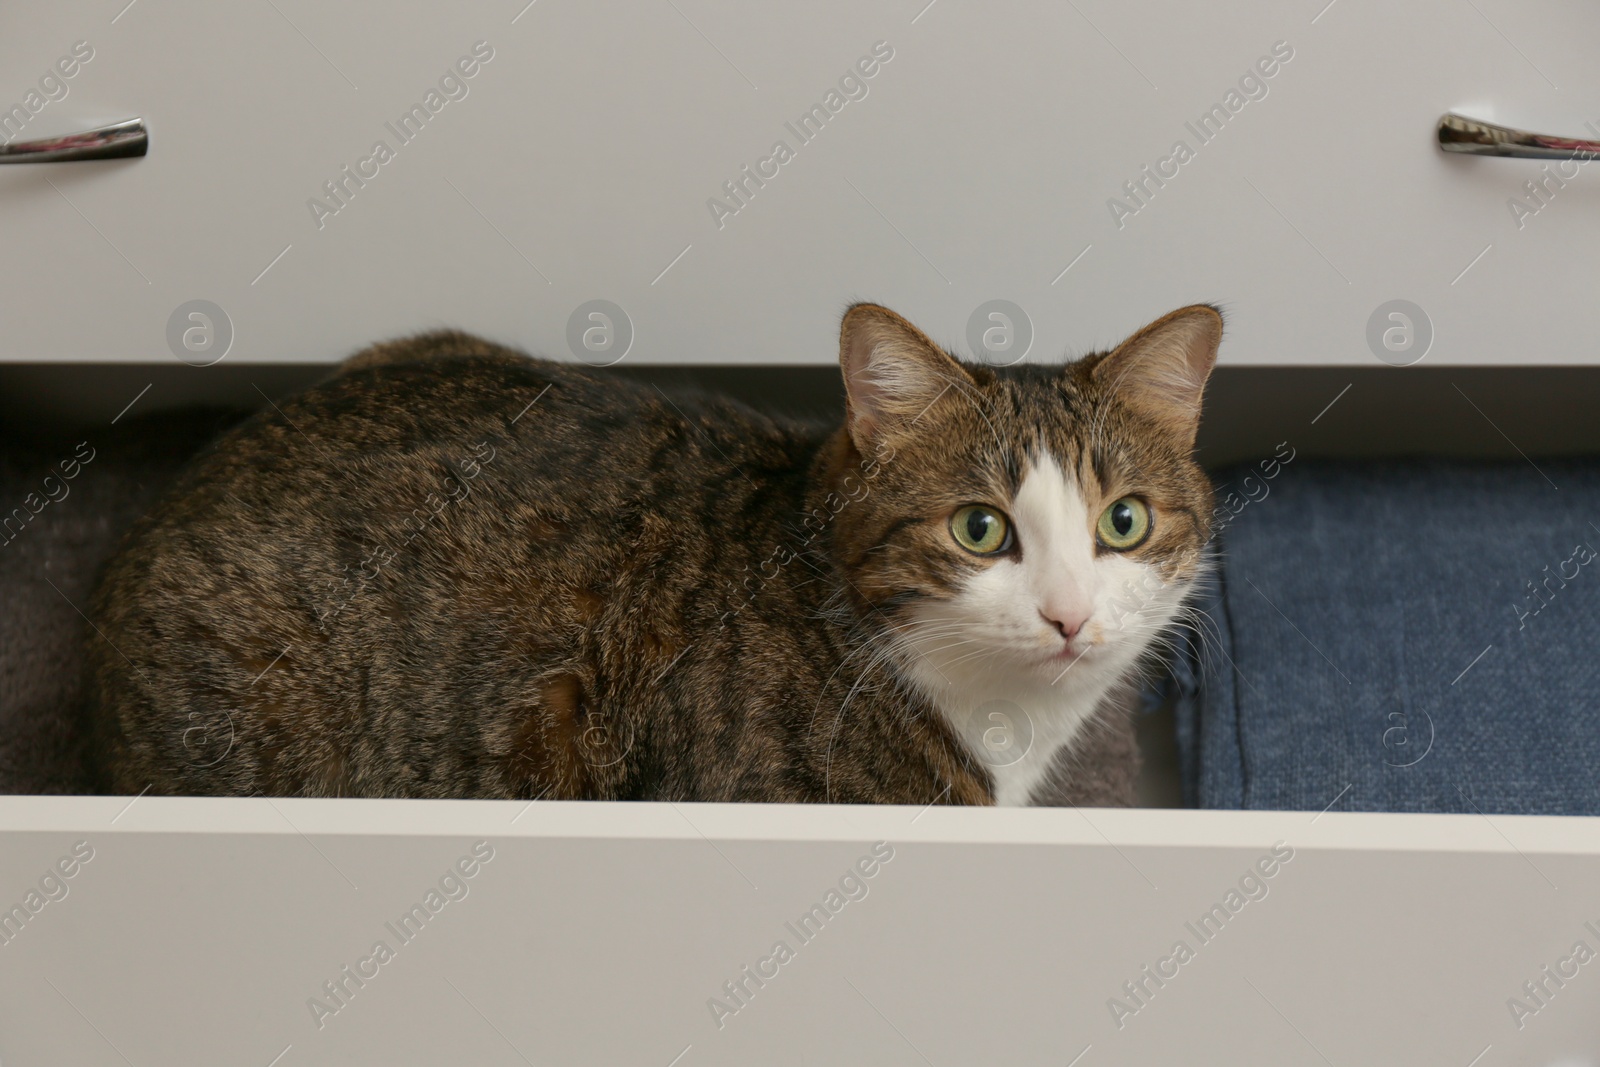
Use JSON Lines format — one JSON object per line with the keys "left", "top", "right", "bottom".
{"left": 839, "top": 304, "right": 974, "bottom": 452}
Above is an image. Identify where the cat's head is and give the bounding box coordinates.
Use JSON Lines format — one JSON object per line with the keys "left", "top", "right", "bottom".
{"left": 828, "top": 302, "right": 1219, "bottom": 711}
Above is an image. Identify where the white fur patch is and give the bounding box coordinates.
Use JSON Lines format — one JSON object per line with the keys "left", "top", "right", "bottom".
{"left": 895, "top": 452, "right": 1195, "bottom": 805}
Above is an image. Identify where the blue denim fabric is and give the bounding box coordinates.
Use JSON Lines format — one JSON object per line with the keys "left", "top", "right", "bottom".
{"left": 1173, "top": 459, "right": 1600, "bottom": 815}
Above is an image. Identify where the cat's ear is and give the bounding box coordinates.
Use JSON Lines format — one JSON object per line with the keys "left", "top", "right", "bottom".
{"left": 1092, "top": 305, "right": 1222, "bottom": 448}
{"left": 839, "top": 304, "right": 974, "bottom": 451}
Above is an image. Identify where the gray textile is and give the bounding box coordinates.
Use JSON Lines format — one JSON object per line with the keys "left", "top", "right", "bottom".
{"left": 0, "top": 409, "right": 1140, "bottom": 805}
{"left": 0, "top": 410, "right": 237, "bottom": 794}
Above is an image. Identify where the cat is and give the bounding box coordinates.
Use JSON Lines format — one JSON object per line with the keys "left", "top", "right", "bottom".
{"left": 84, "top": 302, "right": 1220, "bottom": 805}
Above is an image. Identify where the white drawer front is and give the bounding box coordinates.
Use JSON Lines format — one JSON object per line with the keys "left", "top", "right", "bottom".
{"left": 0, "top": 0, "right": 1595, "bottom": 365}
{"left": 2, "top": 800, "right": 1599, "bottom": 1064}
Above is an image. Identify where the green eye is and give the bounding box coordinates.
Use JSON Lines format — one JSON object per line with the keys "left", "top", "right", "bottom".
{"left": 1097, "top": 497, "right": 1152, "bottom": 550}
{"left": 950, "top": 505, "right": 1012, "bottom": 555}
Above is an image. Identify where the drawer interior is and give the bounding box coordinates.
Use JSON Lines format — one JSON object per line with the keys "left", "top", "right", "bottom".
{"left": 3, "top": 362, "right": 1597, "bottom": 809}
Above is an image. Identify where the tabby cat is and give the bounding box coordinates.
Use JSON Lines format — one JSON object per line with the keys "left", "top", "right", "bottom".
{"left": 85, "top": 303, "right": 1220, "bottom": 805}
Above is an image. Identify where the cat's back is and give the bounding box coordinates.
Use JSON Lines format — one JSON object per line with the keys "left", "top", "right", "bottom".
{"left": 86, "top": 331, "right": 824, "bottom": 797}
{"left": 239, "top": 330, "right": 658, "bottom": 484}
{"left": 124, "top": 329, "right": 806, "bottom": 540}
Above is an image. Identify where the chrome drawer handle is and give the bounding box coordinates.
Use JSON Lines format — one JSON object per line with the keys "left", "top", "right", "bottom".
{"left": 0, "top": 117, "right": 147, "bottom": 164}
{"left": 1438, "top": 112, "right": 1600, "bottom": 160}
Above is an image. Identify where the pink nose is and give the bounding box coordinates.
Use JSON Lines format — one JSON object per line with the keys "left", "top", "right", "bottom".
{"left": 1041, "top": 609, "right": 1087, "bottom": 641}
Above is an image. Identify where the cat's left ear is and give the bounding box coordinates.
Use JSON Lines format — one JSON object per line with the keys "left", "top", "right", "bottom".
{"left": 839, "top": 304, "right": 975, "bottom": 452}
{"left": 1092, "top": 305, "right": 1222, "bottom": 448}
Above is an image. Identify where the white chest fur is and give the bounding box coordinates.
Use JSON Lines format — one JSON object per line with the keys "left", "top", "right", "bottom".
{"left": 929, "top": 668, "right": 1129, "bottom": 806}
